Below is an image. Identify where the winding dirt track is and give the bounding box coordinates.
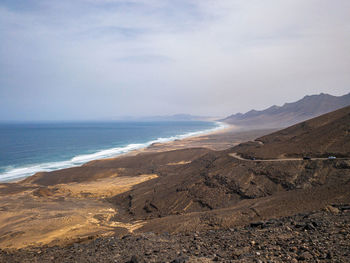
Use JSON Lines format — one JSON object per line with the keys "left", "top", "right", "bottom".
{"left": 228, "top": 152, "right": 345, "bottom": 162}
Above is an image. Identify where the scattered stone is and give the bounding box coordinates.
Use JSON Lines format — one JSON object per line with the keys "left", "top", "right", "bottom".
{"left": 250, "top": 222, "right": 264, "bottom": 228}
{"left": 324, "top": 205, "right": 340, "bottom": 214}
{"left": 171, "top": 256, "right": 188, "bottom": 263}
{"left": 0, "top": 210, "right": 349, "bottom": 263}
{"left": 326, "top": 251, "right": 332, "bottom": 259}
{"left": 128, "top": 255, "right": 141, "bottom": 263}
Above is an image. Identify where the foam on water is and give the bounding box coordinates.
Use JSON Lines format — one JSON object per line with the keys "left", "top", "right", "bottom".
{"left": 0, "top": 122, "right": 227, "bottom": 182}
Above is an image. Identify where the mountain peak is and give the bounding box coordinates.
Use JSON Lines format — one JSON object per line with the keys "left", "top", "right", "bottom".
{"left": 221, "top": 92, "right": 350, "bottom": 129}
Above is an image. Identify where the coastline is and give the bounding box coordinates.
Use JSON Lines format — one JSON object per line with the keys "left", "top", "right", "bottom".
{"left": 0, "top": 123, "right": 276, "bottom": 249}
{"left": 1, "top": 116, "right": 348, "bottom": 250}
{"left": 101, "top": 122, "right": 238, "bottom": 159}
{"left": 0, "top": 122, "right": 243, "bottom": 249}
{"left": 1, "top": 122, "right": 231, "bottom": 183}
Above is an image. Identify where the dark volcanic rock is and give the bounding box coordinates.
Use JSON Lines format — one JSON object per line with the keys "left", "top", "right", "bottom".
{"left": 1, "top": 210, "right": 349, "bottom": 263}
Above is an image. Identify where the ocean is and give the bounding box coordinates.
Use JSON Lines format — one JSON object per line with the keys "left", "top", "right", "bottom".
{"left": 0, "top": 121, "right": 224, "bottom": 182}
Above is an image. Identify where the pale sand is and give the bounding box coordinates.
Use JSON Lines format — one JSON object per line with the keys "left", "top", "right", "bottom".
{"left": 0, "top": 125, "right": 275, "bottom": 249}
{"left": 0, "top": 174, "right": 157, "bottom": 249}
{"left": 102, "top": 124, "right": 243, "bottom": 160}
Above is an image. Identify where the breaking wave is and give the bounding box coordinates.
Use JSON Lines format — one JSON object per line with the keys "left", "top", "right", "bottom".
{"left": 0, "top": 122, "right": 227, "bottom": 182}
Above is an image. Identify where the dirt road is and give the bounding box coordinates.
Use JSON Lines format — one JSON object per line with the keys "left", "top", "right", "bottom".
{"left": 229, "top": 152, "right": 344, "bottom": 162}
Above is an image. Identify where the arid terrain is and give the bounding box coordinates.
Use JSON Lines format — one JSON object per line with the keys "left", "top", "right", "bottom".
{"left": 233, "top": 105, "right": 350, "bottom": 159}
{"left": 0, "top": 127, "right": 273, "bottom": 249}
{"left": 1, "top": 106, "right": 350, "bottom": 262}
{"left": 1, "top": 208, "right": 349, "bottom": 262}
{"left": 221, "top": 92, "right": 350, "bottom": 129}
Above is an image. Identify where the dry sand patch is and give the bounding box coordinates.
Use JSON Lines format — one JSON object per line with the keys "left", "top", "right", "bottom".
{"left": 56, "top": 174, "right": 158, "bottom": 198}
{"left": 0, "top": 174, "right": 158, "bottom": 249}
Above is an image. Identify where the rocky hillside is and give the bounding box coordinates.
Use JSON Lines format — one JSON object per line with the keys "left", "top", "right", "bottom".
{"left": 233, "top": 105, "right": 350, "bottom": 159}
{"left": 221, "top": 92, "right": 350, "bottom": 129}
{"left": 1, "top": 209, "right": 349, "bottom": 262}
{"left": 20, "top": 107, "right": 350, "bottom": 230}
{"left": 1, "top": 103, "right": 350, "bottom": 259}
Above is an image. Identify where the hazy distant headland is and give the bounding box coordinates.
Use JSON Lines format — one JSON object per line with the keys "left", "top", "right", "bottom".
{"left": 221, "top": 92, "right": 350, "bottom": 129}
{"left": 110, "top": 114, "right": 220, "bottom": 122}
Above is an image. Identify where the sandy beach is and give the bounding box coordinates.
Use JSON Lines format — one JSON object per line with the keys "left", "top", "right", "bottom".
{"left": 1, "top": 116, "right": 349, "bottom": 251}
{"left": 0, "top": 106, "right": 349, "bottom": 263}
{"left": 0, "top": 125, "right": 276, "bottom": 249}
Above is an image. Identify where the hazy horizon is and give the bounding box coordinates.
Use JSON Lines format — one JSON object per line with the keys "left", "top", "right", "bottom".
{"left": 1, "top": 1, "right": 350, "bottom": 121}
{"left": 0, "top": 91, "right": 349, "bottom": 123}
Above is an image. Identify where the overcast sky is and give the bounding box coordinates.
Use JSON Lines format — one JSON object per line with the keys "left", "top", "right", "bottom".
{"left": 1, "top": 0, "right": 350, "bottom": 121}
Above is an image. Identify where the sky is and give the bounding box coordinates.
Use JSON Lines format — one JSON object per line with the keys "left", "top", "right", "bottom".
{"left": 1, "top": 0, "right": 350, "bottom": 121}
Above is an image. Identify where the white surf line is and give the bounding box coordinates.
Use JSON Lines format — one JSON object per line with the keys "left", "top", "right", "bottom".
{"left": 0, "top": 122, "right": 227, "bottom": 182}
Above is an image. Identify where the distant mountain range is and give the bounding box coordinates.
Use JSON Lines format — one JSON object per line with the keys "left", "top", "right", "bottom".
{"left": 114, "top": 114, "right": 216, "bottom": 122}
{"left": 221, "top": 92, "right": 350, "bottom": 129}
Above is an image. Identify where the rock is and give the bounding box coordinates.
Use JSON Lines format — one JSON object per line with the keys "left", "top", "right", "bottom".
{"left": 326, "top": 252, "right": 332, "bottom": 259}
{"left": 338, "top": 204, "right": 350, "bottom": 211}
{"left": 334, "top": 161, "right": 350, "bottom": 169}
{"left": 324, "top": 205, "right": 340, "bottom": 214}
{"left": 171, "top": 256, "right": 188, "bottom": 263}
{"left": 231, "top": 247, "right": 250, "bottom": 258}
{"left": 298, "top": 251, "right": 313, "bottom": 261}
{"left": 303, "top": 223, "right": 316, "bottom": 231}
{"left": 129, "top": 255, "right": 142, "bottom": 263}
{"left": 290, "top": 246, "right": 298, "bottom": 252}
{"left": 250, "top": 222, "right": 264, "bottom": 228}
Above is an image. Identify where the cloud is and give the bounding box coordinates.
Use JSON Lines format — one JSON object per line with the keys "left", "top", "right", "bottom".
{"left": 0, "top": 0, "right": 349, "bottom": 120}
{"left": 115, "top": 55, "right": 173, "bottom": 63}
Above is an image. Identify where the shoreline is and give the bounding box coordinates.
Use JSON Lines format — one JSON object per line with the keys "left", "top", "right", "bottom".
{"left": 102, "top": 122, "right": 238, "bottom": 158}
{"left": 0, "top": 124, "right": 276, "bottom": 249}
{"left": 1, "top": 122, "right": 233, "bottom": 183}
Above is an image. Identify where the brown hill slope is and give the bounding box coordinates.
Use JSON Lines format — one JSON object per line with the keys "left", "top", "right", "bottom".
{"left": 233, "top": 105, "right": 350, "bottom": 159}
{"left": 23, "top": 148, "right": 211, "bottom": 186}
{"left": 221, "top": 92, "right": 350, "bottom": 129}
{"left": 109, "top": 106, "right": 350, "bottom": 225}
{"left": 2, "top": 107, "right": 350, "bottom": 249}
{"left": 110, "top": 150, "right": 350, "bottom": 223}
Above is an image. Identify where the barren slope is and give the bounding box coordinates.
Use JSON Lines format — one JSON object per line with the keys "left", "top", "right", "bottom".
{"left": 222, "top": 92, "right": 350, "bottom": 129}
{"left": 233, "top": 105, "right": 350, "bottom": 159}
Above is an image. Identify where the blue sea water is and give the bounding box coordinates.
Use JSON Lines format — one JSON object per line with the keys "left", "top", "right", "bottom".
{"left": 0, "top": 121, "right": 224, "bottom": 182}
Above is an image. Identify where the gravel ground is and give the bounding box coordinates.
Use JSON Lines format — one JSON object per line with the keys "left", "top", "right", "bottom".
{"left": 1, "top": 206, "right": 349, "bottom": 263}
